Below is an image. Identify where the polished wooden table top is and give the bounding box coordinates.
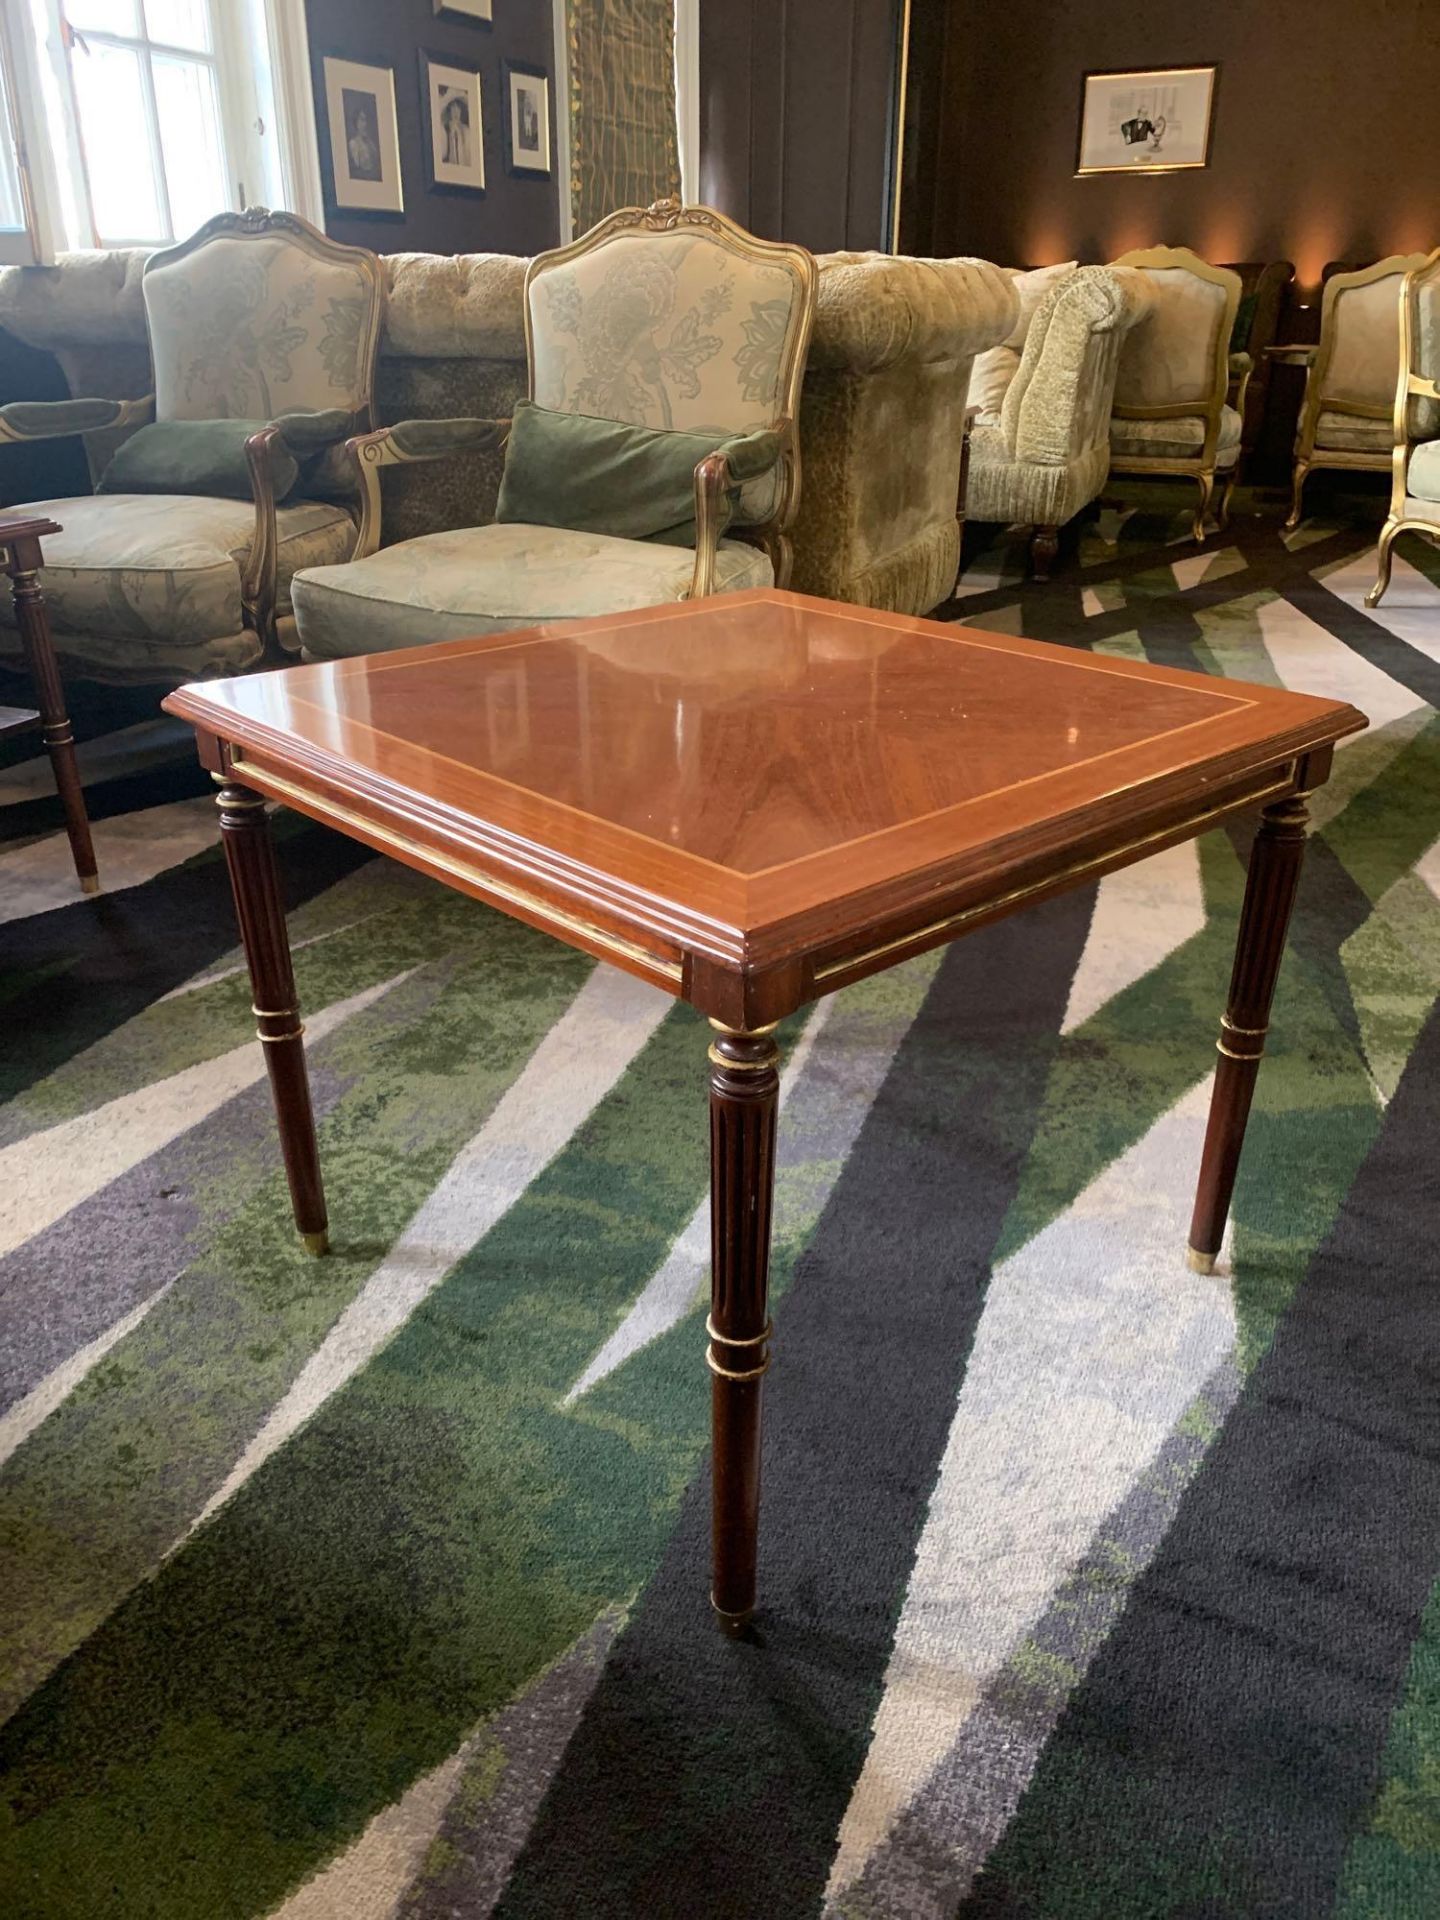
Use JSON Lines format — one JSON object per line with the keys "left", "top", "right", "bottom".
{"left": 166, "top": 589, "right": 1365, "bottom": 1024}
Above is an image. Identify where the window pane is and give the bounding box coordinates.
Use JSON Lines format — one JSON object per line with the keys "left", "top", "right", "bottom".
{"left": 153, "top": 54, "right": 227, "bottom": 240}
{"left": 0, "top": 39, "right": 26, "bottom": 232}
{"left": 65, "top": 0, "right": 142, "bottom": 34}
{"left": 143, "top": 0, "right": 212, "bottom": 53}
{"left": 71, "top": 38, "right": 166, "bottom": 241}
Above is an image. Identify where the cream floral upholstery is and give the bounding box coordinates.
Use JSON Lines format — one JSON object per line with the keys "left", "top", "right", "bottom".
{"left": 0, "top": 209, "right": 383, "bottom": 682}
{"left": 965, "top": 266, "right": 1152, "bottom": 576}
{"left": 1109, "top": 248, "right": 1242, "bottom": 544}
{"left": 292, "top": 523, "right": 772, "bottom": 660}
{"left": 291, "top": 201, "right": 816, "bottom": 661}
{"left": 1288, "top": 254, "right": 1433, "bottom": 529}
{"left": 0, "top": 493, "right": 354, "bottom": 679}
{"left": 1366, "top": 251, "right": 1440, "bottom": 608}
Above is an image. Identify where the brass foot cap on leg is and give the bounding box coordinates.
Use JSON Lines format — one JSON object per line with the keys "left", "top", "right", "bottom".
{"left": 80, "top": 874, "right": 100, "bottom": 896}
{"left": 302, "top": 1229, "right": 331, "bottom": 1257}
{"left": 1185, "top": 1245, "right": 1217, "bottom": 1275}
{"left": 711, "top": 1594, "right": 754, "bottom": 1638}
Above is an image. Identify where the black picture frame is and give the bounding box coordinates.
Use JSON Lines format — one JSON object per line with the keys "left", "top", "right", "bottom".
{"left": 418, "top": 49, "right": 487, "bottom": 199}
{"left": 316, "top": 51, "right": 406, "bottom": 224}
{"left": 502, "top": 59, "right": 552, "bottom": 180}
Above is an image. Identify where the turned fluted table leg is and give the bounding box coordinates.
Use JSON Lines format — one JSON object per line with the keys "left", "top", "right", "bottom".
{"left": 215, "top": 776, "right": 329, "bottom": 1254}
{"left": 707, "top": 1019, "right": 780, "bottom": 1633}
{"left": 5, "top": 530, "right": 98, "bottom": 895}
{"left": 1188, "top": 789, "right": 1311, "bottom": 1272}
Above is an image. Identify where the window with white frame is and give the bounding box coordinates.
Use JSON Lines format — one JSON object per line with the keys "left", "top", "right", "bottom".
{"left": 10, "top": 0, "right": 321, "bottom": 255}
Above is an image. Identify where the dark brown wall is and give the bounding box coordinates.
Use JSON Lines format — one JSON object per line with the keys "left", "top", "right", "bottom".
{"left": 919, "top": 0, "right": 1438, "bottom": 291}
{"left": 307, "top": 0, "right": 559, "bottom": 256}
{"left": 698, "top": 0, "right": 904, "bottom": 253}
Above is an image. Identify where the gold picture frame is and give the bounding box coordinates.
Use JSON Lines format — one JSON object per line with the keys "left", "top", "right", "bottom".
{"left": 1076, "top": 66, "right": 1218, "bottom": 177}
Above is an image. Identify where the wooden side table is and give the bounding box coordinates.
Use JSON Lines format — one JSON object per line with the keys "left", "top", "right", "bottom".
{"left": 0, "top": 515, "right": 99, "bottom": 895}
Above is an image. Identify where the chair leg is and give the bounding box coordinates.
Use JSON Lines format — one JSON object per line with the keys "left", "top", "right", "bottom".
{"left": 1191, "top": 474, "right": 1215, "bottom": 545}
{"left": 1284, "top": 459, "right": 1311, "bottom": 533}
{"left": 1030, "top": 524, "right": 1059, "bottom": 581}
{"left": 1217, "top": 464, "right": 1239, "bottom": 530}
{"left": 1365, "top": 518, "right": 1401, "bottom": 609}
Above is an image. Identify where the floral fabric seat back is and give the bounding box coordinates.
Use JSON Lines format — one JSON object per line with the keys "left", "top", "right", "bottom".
{"left": 141, "top": 212, "right": 386, "bottom": 427}
{"left": 524, "top": 203, "right": 817, "bottom": 529}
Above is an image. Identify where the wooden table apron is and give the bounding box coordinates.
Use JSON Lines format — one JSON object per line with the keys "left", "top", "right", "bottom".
{"left": 165, "top": 591, "right": 1364, "bottom": 1631}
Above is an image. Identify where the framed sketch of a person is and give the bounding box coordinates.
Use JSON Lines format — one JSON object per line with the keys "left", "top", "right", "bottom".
{"left": 503, "top": 61, "right": 551, "bottom": 179}
{"left": 322, "top": 56, "right": 404, "bottom": 214}
{"left": 1076, "top": 66, "right": 1218, "bottom": 175}
{"left": 420, "top": 52, "right": 485, "bottom": 197}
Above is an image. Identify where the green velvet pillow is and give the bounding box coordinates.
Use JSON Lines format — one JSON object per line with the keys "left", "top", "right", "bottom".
{"left": 97, "top": 411, "right": 353, "bottom": 504}
{"left": 494, "top": 400, "right": 779, "bottom": 548}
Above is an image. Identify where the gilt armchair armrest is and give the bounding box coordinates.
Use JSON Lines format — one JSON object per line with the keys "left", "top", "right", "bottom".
{"left": 1228, "top": 350, "right": 1255, "bottom": 416}
{"left": 348, "top": 416, "right": 511, "bottom": 560}
{"left": 690, "top": 426, "right": 786, "bottom": 599}
{"left": 0, "top": 394, "right": 154, "bottom": 446}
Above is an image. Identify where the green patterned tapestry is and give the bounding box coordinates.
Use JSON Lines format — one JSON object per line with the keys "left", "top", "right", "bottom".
{"left": 1, "top": 487, "right": 1438, "bottom": 1917}
{"left": 566, "top": 0, "right": 681, "bottom": 234}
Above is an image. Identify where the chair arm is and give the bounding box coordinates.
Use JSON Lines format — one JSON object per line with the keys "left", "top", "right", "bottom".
{"left": 349, "top": 416, "right": 511, "bottom": 560}
{"left": 689, "top": 427, "right": 785, "bottom": 599}
{"left": 1228, "top": 350, "right": 1255, "bottom": 416}
{"left": 0, "top": 394, "right": 154, "bottom": 445}
{"left": 240, "top": 426, "right": 289, "bottom": 644}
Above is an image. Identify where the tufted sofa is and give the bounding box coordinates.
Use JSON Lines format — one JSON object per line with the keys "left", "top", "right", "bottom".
{"left": 964, "top": 265, "right": 1153, "bottom": 577}
{"left": 0, "top": 244, "right": 1015, "bottom": 678}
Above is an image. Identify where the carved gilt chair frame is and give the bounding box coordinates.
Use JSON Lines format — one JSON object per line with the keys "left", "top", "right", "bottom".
{"left": 1109, "top": 246, "right": 1242, "bottom": 544}
{"left": 349, "top": 197, "right": 818, "bottom": 600}
{"left": 1366, "top": 248, "right": 1440, "bottom": 609}
{"left": 1284, "top": 252, "right": 1432, "bottom": 532}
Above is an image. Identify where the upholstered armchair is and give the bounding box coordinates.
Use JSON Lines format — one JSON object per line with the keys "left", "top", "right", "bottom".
{"left": 0, "top": 208, "right": 384, "bottom": 681}
{"left": 964, "top": 264, "right": 1153, "bottom": 578}
{"left": 288, "top": 199, "right": 817, "bottom": 662}
{"left": 1365, "top": 250, "right": 1440, "bottom": 607}
{"left": 1280, "top": 253, "right": 1433, "bottom": 531}
{"left": 1107, "top": 247, "right": 1243, "bottom": 544}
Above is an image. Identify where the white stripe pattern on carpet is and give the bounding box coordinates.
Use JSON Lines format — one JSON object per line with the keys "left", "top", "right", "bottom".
{"left": 1061, "top": 839, "right": 1204, "bottom": 1035}
{"left": 193, "top": 965, "right": 671, "bottom": 1534}
{"left": 0, "top": 975, "right": 407, "bottom": 1259}
{"left": 825, "top": 1074, "right": 1235, "bottom": 1905}
{"left": 0, "top": 1281, "right": 175, "bottom": 1471}
{"left": 1256, "top": 593, "right": 1426, "bottom": 736}
{"left": 0, "top": 794, "right": 219, "bottom": 922}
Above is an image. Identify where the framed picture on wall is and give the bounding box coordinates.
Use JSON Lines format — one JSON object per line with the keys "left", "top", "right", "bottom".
{"left": 434, "top": 0, "right": 492, "bottom": 19}
{"left": 420, "top": 52, "right": 486, "bottom": 197}
{"left": 503, "top": 61, "right": 552, "bottom": 179}
{"left": 1076, "top": 66, "right": 1218, "bottom": 176}
{"left": 321, "top": 56, "right": 404, "bottom": 215}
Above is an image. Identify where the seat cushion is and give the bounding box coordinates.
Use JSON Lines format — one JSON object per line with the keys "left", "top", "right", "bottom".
{"left": 290, "top": 521, "right": 775, "bottom": 661}
{"left": 1407, "top": 439, "right": 1440, "bottom": 502}
{"left": 0, "top": 493, "right": 355, "bottom": 649}
{"left": 1312, "top": 409, "right": 1393, "bottom": 453}
{"left": 1110, "top": 402, "right": 1242, "bottom": 466}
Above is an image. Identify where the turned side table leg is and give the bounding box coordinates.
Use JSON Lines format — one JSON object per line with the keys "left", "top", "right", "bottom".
{"left": 707, "top": 1020, "right": 780, "bottom": 1634}
{"left": 7, "top": 534, "right": 98, "bottom": 895}
{"left": 1188, "top": 790, "right": 1311, "bottom": 1272}
{"left": 216, "top": 777, "right": 329, "bottom": 1254}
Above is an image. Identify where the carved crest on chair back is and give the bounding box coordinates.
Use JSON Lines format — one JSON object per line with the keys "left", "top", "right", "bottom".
{"left": 142, "top": 208, "right": 386, "bottom": 426}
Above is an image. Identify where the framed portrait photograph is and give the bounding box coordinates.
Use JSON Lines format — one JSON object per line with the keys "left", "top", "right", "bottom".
{"left": 1076, "top": 66, "right": 1218, "bottom": 176}
{"left": 434, "top": 0, "right": 492, "bottom": 19}
{"left": 420, "top": 52, "right": 485, "bottom": 197}
{"left": 322, "top": 56, "right": 404, "bottom": 215}
{"left": 503, "top": 61, "right": 552, "bottom": 179}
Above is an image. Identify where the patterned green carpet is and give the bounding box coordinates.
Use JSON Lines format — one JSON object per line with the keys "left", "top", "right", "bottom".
{"left": 1, "top": 490, "right": 1438, "bottom": 1918}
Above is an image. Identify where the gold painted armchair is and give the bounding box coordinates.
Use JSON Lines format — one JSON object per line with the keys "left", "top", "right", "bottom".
{"left": 1281, "top": 253, "right": 1433, "bottom": 532}
{"left": 1366, "top": 249, "right": 1440, "bottom": 608}
{"left": 1108, "top": 247, "right": 1243, "bottom": 544}
{"left": 288, "top": 199, "right": 817, "bottom": 663}
{"left": 0, "top": 208, "right": 384, "bottom": 683}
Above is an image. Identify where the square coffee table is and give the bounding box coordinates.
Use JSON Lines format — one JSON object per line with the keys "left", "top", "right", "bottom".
{"left": 165, "top": 588, "right": 1365, "bottom": 1630}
